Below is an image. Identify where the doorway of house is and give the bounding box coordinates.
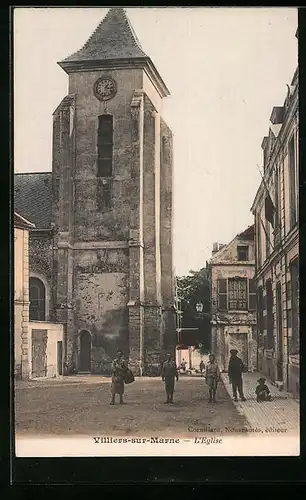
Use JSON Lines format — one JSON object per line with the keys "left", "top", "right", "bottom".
{"left": 32, "top": 329, "right": 47, "bottom": 378}
{"left": 276, "top": 282, "right": 283, "bottom": 381}
{"left": 79, "top": 330, "right": 91, "bottom": 372}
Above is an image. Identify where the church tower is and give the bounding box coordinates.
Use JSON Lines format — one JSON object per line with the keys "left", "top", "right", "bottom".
{"left": 52, "top": 7, "right": 175, "bottom": 375}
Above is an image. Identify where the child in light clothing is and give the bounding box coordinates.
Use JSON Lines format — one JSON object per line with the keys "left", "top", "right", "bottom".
{"left": 205, "top": 354, "right": 220, "bottom": 403}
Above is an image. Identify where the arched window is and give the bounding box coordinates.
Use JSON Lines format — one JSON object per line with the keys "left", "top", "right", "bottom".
{"left": 29, "top": 277, "right": 46, "bottom": 321}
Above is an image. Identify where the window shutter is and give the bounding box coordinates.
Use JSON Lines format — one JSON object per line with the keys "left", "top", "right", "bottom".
{"left": 248, "top": 278, "right": 257, "bottom": 311}
{"left": 217, "top": 279, "right": 227, "bottom": 311}
{"left": 257, "top": 287, "right": 264, "bottom": 334}
{"left": 287, "top": 281, "right": 291, "bottom": 301}
{"left": 287, "top": 310, "right": 292, "bottom": 328}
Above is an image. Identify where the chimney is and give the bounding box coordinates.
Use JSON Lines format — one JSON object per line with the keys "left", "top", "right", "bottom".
{"left": 212, "top": 242, "right": 219, "bottom": 255}
{"left": 270, "top": 106, "right": 284, "bottom": 125}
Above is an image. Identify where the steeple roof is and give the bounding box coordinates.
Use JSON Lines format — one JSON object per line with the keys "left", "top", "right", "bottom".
{"left": 61, "top": 8, "right": 147, "bottom": 64}
{"left": 58, "top": 8, "right": 170, "bottom": 97}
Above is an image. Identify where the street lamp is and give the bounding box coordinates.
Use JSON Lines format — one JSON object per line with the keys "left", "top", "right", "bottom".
{"left": 196, "top": 302, "right": 203, "bottom": 313}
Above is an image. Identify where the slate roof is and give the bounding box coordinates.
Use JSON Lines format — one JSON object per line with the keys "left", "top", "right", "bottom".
{"left": 61, "top": 8, "right": 148, "bottom": 64}
{"left": 14, "top": 212, "right": 35, "bottom": 230}
{"left": 14, "top": 173, "right": 52, "bottom": 230}
{"left": 237, "top": 224, "right": 255, "bottom": 240}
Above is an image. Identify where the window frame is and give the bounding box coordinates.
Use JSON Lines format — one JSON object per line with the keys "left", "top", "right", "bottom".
{"left": 257, "top": 286, "right": 264, "bottom": 334}
{"left": 290, "top": 258, "right": 299, "bottom": 353}
{"left": 228, "top": 277, "right": 248, "bottom": 311}
{"left": 29, "top": 277, "right": 46, "bottom": 321}
{"left": 266, "top": 279, "right": 274, "bottom": 349}
{"left": 97, "top": 114, "right": 113, "bottom": 178}
{"left": 288, "top": 134, "right": 297, "bottom": 229}
{"left": 237, "top": 245, "right": 249, "bottom": 262}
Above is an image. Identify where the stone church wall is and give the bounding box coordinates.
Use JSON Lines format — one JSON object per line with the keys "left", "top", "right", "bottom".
{"left": 69, "top": 69, "right": 143, "bottom": 243}
{"left": 74, "top": 248, "right": 129, "bottom": 373}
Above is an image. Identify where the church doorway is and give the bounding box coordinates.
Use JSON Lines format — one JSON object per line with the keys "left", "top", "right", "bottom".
{"left": 79, "top": 330, "right": 91, "bottom": 372}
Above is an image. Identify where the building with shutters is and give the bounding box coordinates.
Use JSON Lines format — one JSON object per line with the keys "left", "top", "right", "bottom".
{"left": 251, "top": 65, "right": 299, "bottom": 397}
{"left": 14, "top": 8, "right": 176, "bottom": 376}
{"left": 209, "top": 225, "right": 257, "bottom": 373}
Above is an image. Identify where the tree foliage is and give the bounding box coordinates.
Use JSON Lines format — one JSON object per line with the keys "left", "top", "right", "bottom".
{"left": 176, "top": 263, "right": 212, "bottom": 352}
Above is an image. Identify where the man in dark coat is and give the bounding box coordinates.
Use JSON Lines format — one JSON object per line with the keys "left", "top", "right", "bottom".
{"left": 228, "top": 349, "right": 246, "bottom": 402}
{"left": 162, "top": 353, "right": 179, "bottom": 404}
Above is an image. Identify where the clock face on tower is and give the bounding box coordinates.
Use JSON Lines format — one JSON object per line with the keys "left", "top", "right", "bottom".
{"left": 94, "top": 77, "right": 117, "bottom": 102}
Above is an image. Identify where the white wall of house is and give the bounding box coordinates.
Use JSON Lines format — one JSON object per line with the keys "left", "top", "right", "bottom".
{"left": 14, "top": 225, "right": 30, "bottom": 379}
{"left": 29, "top": 322, "right": 64, "bottom": 379}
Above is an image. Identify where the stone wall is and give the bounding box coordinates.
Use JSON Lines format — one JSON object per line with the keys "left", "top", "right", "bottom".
{"left": 74, "top": 247, "right": 129, "bottom": 372}
{"left": 69, "top": 69, "right": 143, "bottom": 242}
{"left": 143, "top": 305, "right": 163, "bottom": 375}
{"left": 160, "top": 118, "right": 175, "bottom": 349}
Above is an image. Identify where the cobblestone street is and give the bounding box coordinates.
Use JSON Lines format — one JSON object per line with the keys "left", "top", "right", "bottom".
{"left": 15, "top": 375, "right": 250, "bottom": 438}
{"left": 221, "top": 372, "right": 299, "bottom": 436}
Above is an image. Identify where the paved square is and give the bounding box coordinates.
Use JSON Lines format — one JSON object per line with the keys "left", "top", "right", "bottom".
{"left": 221, "top": 372, "right": 299, "bottom": 436}
{"left": 15, "top": 375, "right": 249, "bottom": 438}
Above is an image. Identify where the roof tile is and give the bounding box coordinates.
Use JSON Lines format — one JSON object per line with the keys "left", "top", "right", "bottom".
{"left": 14, "top": 173, "right": 52, "bottom": 230}
{"left": 61, "top": 8, "right": 147, "bottom": 63}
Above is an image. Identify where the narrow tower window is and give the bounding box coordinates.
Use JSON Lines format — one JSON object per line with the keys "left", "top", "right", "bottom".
{"left": 97, "top": 114, "right": 113, "bottom": 177}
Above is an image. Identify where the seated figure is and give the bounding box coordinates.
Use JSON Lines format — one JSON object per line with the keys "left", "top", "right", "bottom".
{"left": 255, "top": 377, "right": 272, "bottom": 402}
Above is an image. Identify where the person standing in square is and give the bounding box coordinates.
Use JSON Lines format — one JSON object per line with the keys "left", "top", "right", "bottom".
{"left": 205, "top": 354, "right": 220, "bottom": 403}
{"left": 162, "top": 353, "right": 179, "bottom": 404}
{"left": 228, "top": 349, "right": 246, "bottom": 402}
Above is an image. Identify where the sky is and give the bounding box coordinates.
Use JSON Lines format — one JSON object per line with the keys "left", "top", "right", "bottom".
{"left": 14, "top": 7, "right": 298, "bottom": 276}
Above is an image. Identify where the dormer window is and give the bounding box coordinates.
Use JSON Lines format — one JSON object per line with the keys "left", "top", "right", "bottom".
{"left": 237, "top": 245, "right": 249, "bottom": 262}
